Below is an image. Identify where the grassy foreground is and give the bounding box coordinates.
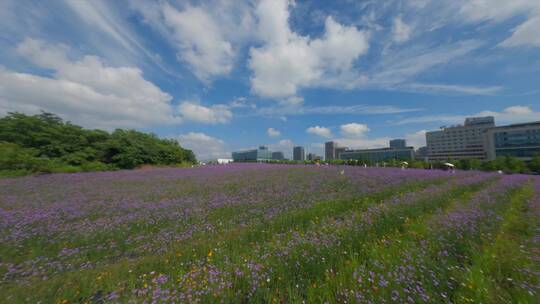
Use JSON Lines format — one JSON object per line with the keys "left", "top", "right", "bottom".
{"left": 0, "top": 164, "right": 538, "bottom": 303}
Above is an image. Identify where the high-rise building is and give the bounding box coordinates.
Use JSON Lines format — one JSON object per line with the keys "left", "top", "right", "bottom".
{"left": 426, "top": 116, "right": 495, "bottom": 161}
{"left": 484, "top": 121, "right": 540, "bottom": 161}
{"left": 293, "top": 146, "right": 305, "bottom": 161}
{"left": 389, "top": 139, "right": 406, "bottom": 149}
{"left": 272, "top": 151, "right": 285, "bottom": 160}
{"left": 325, "top": 141, "right": 337, "bottom": 161}
{"left": 232, "top": 146, "right": 274, "bottom": 162}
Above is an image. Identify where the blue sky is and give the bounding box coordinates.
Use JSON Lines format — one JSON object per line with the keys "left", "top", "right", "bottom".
{"left": 1, "top": 0, "right": 539, "bottom": 160}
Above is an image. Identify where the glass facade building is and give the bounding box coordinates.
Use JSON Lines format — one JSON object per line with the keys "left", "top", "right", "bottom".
{"left": 293, "top": 146, "right": 305, "bottom": 161}
{"left": 485, "top": 122, "right": 540, "bottom": 160}
{"left": 389, "top": 139, "right": 406, "bottom": 149}
{"left": 232, "top": 146, "right": 274, "bottom": 162}
{"left": 339, "top": 147, "right": 415, "bottom": 162}
{"left": 272, "top": 151, "right": 285, "bottom": 160}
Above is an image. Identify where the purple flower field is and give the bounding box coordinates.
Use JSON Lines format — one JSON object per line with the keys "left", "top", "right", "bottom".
{"left": 0, "top": 164, "right": 538, "bottom": 303}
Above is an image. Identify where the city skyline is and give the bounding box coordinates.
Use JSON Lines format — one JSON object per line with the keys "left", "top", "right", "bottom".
{"left": 1, "top": 1, "right": 540, "bottom": 160}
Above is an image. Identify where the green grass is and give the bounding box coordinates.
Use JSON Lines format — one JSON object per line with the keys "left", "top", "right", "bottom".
{"left": 1, "top": 167, "right": 538, "bottom": 304}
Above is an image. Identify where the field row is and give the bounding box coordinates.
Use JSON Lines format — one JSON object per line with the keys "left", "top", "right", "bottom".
{"left": 0, "top": 164, "right": 538, "bottom": 303}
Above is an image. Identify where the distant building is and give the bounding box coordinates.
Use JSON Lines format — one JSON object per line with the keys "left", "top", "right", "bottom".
{"left": 415, "top": 146, "right": 428, "bottom": 161}
{"left": 293, "top": 146, "right": 305, "bottom": 161}
{"left": 484, "top": 121, "right": 540, "bottom": 161}
{"left": 325, "top": 141, "right": 337, "bottom": 161}
{"left": 217, "top": 158, "right": 233, "bottom": 164}
{"left": 232, "top": 146, "right": 273, "bottom": 162}
{"left": 307, "top": 153, "right": 321, "bottom": 161}
{"left": 272, "top": 151, "right": 285, "bottom": 160}
{"left": 389, "top": 139, "right": 407, "bottom": 149}
{"left": 335, "top": 147, "right": 348, "bottom": 159}
{"left": 426, "top": 116, "right": 495, "bottom": 161}
{"left": 339, "top": 140, "right": 415, "bottom": 162}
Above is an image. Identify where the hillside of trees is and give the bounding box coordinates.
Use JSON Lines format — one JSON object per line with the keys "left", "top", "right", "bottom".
{"left": 0, "top": 112, "right": 196, "bottom": 177}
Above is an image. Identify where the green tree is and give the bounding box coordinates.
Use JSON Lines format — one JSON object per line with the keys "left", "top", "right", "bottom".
{"left": 0, "top": 112, "right": 196, "bottom": 174}
{"left": 529, "top": 155, "right": 540, "bottom": 174}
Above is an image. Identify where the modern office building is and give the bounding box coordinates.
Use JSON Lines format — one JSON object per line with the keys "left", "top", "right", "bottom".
{"left": 293, "top": 146, "right": 305, "bottom": 161}
{"left": 426, "top": 116, "right": 495, "bottom": 161}
{"left": 335, "top": 147, "right": 348, "bottom": 159}
{"left": 307, "top": 153, "right": 321, "bottom": 161}
{"left": 272, "top": 151, "right": 285, "bottom": 160}
{"left": 389, "top": 139, "right": 407, "bottom": 149}
{"left": 232, "top": 146, "right": 274, "bottom": 162}
{"left": 484, "top": 121, "right": 540, "bottom": 161}
{"left": 325, "top": 141, "right": 337, "bottom": 161}
{"left": 416, "top": 146, "right": 428, "bottom": 161}
{"left": 339, "top": 140, "right": 415, "bottom": 162}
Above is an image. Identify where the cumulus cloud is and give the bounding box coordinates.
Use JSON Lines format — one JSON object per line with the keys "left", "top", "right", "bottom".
{"left": 177, "top": 132, "right": 227, "bottom": 160}
{"left": 129, "top": 0, "right": 255, "bottom": 82}
{"left": 267, "top": 128, "right": 281, "bottom": 137}
{"left": 502, "top": 105, "right": 533, "bottom": 115}
{"left": 161, "top": 4, "right": 233, "bottom": 81}
{"left": 334, "top": 122, "right": 391, "bottom": 150}
{"left": 392, "top": 16, "right": 412, "bottom": 43}
{"left": 0, "top": 38, "right": 177, "bottom": 129}
{"left": 405, "top": 130, "right": 427, "bottom": 148}
{"left": 178, "top": 102, "right": 232, "bottom": 124}
{"left": 248, "top": 0, "right": 369, "bottom": 99}
{"left": 478, "top": 105, "right": 539, "bottom": 123}
{"left": 340, "top": 123, "right": 370, "bottom": 138}
{"left": 306, "top": 126, "right": 332, "bottom": 138}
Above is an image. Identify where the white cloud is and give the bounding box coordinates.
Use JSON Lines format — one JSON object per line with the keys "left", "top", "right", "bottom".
{"left": 267, "top": 138, "right": 294, "bottom": 158}
{"left": 229, "top": 97, "right": 255, "bottom": 109}
{"left": 499, "top": 16, "right": 540, "bottom": 48}
{"left": 335, "top": 137, "right": 390, "bottom": 150}
{"left": 163, "top": 4, "right": 234, "bottom": 81}
{"left": 254, "top": 104, "right": 420, "bottom": 117}
{"left": 62, "top": 0, "right": 174, "bottom": 75}
{"left": 340, "top": 123, "right": 370, "bottom": 138}
{"left": 405, "top": 130, "right": 427, "bottom": 148}
{"left": 459, "top": 0, "right": 540, "bottom": 48}
{"left": 478, "top": 105, "right": 539, "bottom": 124}
{"left": 129, "top": 0, "right": 255, "bottom": 82}
{"left": 64, "top": 0, "right": 136, "bottom": 53}
{"left": 393, "top": 105, "right": 540, "bottom": 125}
{"left": 401, "top": 83, "right": 503, "bottom": 95}
{"left": 178, "top": 132, "right": 227, "bottom": 160}
{"left": 285, "top": 96, "right": 304, "bottom": 106}
{"left": 392, "top": 16, "right": 412, "bottom": 43}
{"left": 248, "top": 0, "right": 369, "bottom": 99}
{"left": 369, "top": 40, "right": 482, "bottom": 87}
{"left": 0, "top": 38, "right": 177, "bottom": 129}
{"left": 178, "top": 102, "right": 232, "bottom": 124}
{"left": 503, "top": 105, "right": 532, "bottom": 115}
{"left": 267, "top": 128, "right": 281, "bottom": 137}
{"left": 161, "top": 4, "right": 233, "bottom": 81}
{"left": 306, "top": 126, "right": 332, "bottom": 138}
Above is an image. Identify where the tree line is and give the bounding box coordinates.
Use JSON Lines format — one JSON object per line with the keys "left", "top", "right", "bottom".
{"left": 262, "top": 156, "right": 540, "bottom": 174}
{"left": 0, "top": 112, "right": 196, "bottom": 177}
